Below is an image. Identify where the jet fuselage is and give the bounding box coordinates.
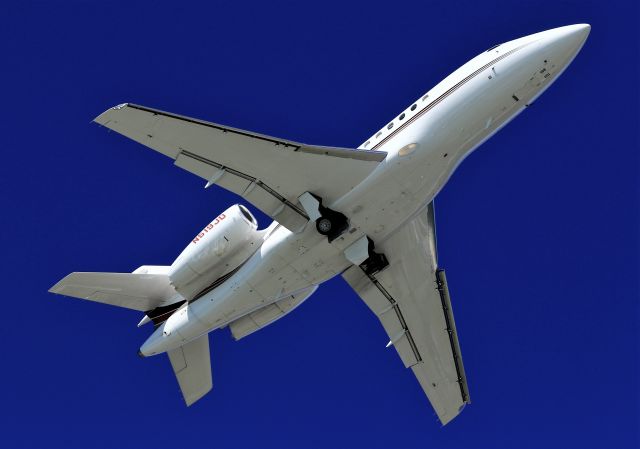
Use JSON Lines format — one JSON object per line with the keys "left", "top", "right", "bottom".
{"left": 140, "top": 24, "right": 590, "bottom": 356}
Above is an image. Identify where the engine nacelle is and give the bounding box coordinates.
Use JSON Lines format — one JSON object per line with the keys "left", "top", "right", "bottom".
{"left": 169, "top": 204, "right": 261, "bottom": 299}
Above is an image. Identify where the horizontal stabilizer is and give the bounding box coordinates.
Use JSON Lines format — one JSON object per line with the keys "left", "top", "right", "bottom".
{"left": 49, "top": 269, "right": 180, "bottom": 312}
{"left": 167, "top": 334, "right": 212, "bottom": 406}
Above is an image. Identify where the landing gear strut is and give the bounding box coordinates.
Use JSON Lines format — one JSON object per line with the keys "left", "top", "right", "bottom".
{"left": 314, "top": 208, "right": 349, "bottom": 242}
{"left": 360, "top": 237, "right": 389, "bottom": 276}
{"left": 299, "top": 192, "right": 349, "bottom": 242}
{"left": 344, "top": 235, "right": 389, "bottom": 276}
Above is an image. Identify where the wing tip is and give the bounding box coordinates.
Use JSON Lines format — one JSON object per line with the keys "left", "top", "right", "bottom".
{"left": 48, "top": 272, "right": 76, "bottom": 294}
{"left": 93, "top": 103, "right": 131, "bottom": 125}
{"left": 183, "top": 383, "right": 213, "bottom": 407}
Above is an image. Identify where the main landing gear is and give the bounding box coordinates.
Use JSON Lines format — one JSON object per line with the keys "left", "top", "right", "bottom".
{"left": 298, "top": 192, "right": 389, "bottom": 275}
{"left": 298, "top": 192, "right": 349, "bottom": 242}
{"left": 344, "top": 235, "right": 389, "bottom": 276}
{"left": 360, "top": 238, "right": 389, "bottom": 276}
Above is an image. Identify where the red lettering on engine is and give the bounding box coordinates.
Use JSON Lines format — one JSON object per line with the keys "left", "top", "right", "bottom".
{"left": 192, "top": 213, "right": 227, "bottom": 244}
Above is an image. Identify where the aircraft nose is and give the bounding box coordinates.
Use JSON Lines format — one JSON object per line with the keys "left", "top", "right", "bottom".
{"left": 543, "top": 24, "right": 591, "bottom": 60}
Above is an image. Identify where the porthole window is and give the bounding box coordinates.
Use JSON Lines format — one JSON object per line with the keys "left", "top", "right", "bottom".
{"left": 375, "top": 131, "right": 382, "bottom": 139}
{"left": 410, "top": 104, "right": 417, "bottom": 111}
{"left": 387, "top": 122, "right": 394, "bottom": 130}
{"left": 399, "top": 113, "right": 405, "bottom": 120}
{"left": 364, "top": 140, "right": 370, "bottom": 148}
{"left": 421, "top": 94, "right": 429, "bottom": 101}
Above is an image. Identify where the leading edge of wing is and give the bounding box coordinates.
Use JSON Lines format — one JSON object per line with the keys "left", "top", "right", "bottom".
{"left": 94, "top": 103, "right": 387, "bottom": 163}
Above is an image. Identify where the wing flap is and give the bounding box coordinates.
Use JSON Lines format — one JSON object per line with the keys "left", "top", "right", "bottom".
{"left": 95, "top": 103, "right": 386, "bottom": 232}
{"left": 167, "top": 334, "right": 212, "bottom": 406}
{"left": 49, "top": 271, "right": 179, "bottom": 311}
{"left": 343, "top": 268, "right": 421, "bottom": 369}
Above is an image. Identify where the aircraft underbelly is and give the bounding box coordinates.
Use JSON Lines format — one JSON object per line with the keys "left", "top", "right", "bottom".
{"left": 190, "top": 39, "right": 570, "bottom": 324}
{"left": 186, "top": 225, "right": 348, "bottom": 332}
{"left": 138, "top": 26, "right": 588, "bottom": 357}
{"left": 332, "top": 47, "right": 553, "bottom": 243}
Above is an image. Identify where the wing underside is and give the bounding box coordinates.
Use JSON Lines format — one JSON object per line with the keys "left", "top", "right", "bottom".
{"left": 342, "top": 204, "right": 470, "bottom": 425}
{"left": 94, "top": 103, "right": 386, "bottom": 232}
{"left": 49, "top": 270, "right": 179, "bottom": 311}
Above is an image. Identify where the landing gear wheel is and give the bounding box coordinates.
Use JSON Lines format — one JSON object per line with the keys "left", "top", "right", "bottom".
{"left": 301, "top": 192, "right": 349, "bottom": 242}
{"left": 316, "top": 217, "right": 333, "bottom": 235}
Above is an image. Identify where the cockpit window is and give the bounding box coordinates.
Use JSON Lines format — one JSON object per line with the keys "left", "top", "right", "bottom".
{"left": 486, "top": 44, "right": 500, "bottom": 52}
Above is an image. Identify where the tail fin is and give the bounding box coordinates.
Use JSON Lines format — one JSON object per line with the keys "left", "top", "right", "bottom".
{"left": 49, "top": 266, "right": 181, "bottom": 311}
{"left": 167, "top": 334, "right": 212, "bottom": 406}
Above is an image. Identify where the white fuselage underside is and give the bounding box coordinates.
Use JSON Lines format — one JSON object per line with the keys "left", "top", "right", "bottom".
{"left": 140, "top": 25, "right": 589, "bottom": 356}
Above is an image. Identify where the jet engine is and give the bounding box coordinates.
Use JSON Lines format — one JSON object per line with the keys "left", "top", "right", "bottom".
{"left": 169, "top": 204, "right": 262, "bottom": 299}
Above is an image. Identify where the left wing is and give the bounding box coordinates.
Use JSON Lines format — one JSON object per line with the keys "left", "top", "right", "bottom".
{"left": 167, "top": 334, "right": 212, "bottom": 406}
{"left": 95, "top": 103, "right": 386, "bottom": 232}
{"left": 342, "top": 204, "right": 470, "bottom": 425}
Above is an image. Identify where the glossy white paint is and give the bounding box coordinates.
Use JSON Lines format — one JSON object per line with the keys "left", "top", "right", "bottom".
{"left": 168, "top": 204, "right": 264, "bottom": 299}
{"left": 139, "top": 24, "right": 590, "bottom": 356}
{"left": 50, "top": 24, "right": 590, "bottom": 417}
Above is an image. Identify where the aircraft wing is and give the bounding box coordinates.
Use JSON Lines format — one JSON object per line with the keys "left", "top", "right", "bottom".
{"left": 49, "top": 271, "right": 179, "bottom": 311}
{"left": 95, "top": 103, "right": 387, "bottom": 232}
{"left": 342, "top": 203, "right": 470, "bottom": 425}
{"left": 167, "top": 334, "right": 212, "bottom": 406}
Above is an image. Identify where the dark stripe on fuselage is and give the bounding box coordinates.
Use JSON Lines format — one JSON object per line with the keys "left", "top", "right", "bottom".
{"left": 370, "top": 44, "right": 526, "bottom": 151}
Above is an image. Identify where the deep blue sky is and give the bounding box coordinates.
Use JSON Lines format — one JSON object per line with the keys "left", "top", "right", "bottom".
{"left": 1, "top": 1, "right": 637, "bottom": 448}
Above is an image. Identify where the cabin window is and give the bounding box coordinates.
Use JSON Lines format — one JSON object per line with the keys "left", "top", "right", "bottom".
{"left": 399, "top": 113, "right": 405, "bottom": 120}
{"left": 421, "top": 94, "right": 429, "bottom": 101}
{"left": 364, "top": 140, "right": 370, "bottom": 148}
{"left": 375, "top": 131, "right": 382, "bottom": 139}
{"left": 387, "top": 122, "right": 394, "bottom": 130}
{"left": 410, "top": 104, "right": 417, "bottom": 111}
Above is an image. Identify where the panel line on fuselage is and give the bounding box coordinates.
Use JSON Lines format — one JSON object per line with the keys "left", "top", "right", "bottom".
{"left": 369, "top": 43, "right": 528, "bottom": 151}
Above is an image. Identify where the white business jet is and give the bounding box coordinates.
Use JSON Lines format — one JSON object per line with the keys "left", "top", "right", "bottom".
{"left": 50, "top": 24, "right": 590, "bottom": 424}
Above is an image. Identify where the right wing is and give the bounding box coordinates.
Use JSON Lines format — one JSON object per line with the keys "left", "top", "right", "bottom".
{"left": 342, "top": 204, "right": 470, "bottom": 425}
{"left": 167, "top": 334, "right": 212, "bottom": 406}
{"left": 95, "top": 103, "right": 387, "bottom": 232}
{"left": 49, "top": 270, "right": 179, "bottom": 312}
